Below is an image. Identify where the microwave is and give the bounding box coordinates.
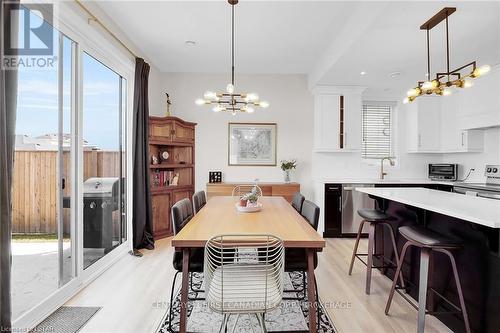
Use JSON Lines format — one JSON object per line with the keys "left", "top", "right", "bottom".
{"left": 428, "top": 164, "right": 459, "bottom": 181}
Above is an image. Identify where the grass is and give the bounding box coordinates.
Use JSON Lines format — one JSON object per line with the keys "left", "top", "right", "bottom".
{"left": 12, "top": 233, "right": 70, "bottom": 242}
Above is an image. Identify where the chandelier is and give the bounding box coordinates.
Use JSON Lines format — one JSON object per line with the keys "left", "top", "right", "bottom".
{"left": 404, "top": 7, "right": 490, "bottom": 104}
{"left": 195, "top": 0, "right": 269, "bottom": 114}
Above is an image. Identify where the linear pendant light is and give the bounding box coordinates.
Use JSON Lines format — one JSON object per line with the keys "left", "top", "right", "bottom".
{"left": 195, "top": 0, "right": 269, "bottom": 114}
{"left": 404, "top": 7, "right": 490, "bottom": 104}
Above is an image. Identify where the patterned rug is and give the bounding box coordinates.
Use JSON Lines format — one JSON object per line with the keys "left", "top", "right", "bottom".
{"left": 158, "top": 272, "right": 336, "bottom": 333}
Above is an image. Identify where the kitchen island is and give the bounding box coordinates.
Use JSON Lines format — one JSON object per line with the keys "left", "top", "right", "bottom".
{"left": 356, "top": 187, "right": 500, "bottom": 333}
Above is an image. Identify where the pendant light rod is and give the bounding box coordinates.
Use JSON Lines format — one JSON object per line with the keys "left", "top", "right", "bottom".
{"left": 230, "top": 0, "right": 237, "bottom": 87}
{"left": 445, "top": 14, "right": 450, "bottom": 81}
{"left": 426, "top": 28, "right": 431, "bottom": 78}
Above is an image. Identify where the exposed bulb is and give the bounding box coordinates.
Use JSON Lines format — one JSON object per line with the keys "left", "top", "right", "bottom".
{"left": 421, "top": 81, "right": 433, "bottom": 90}
{"left": 431, "top": 79, "right": 439, "bottom": 88}
{"left": 407, "top": 88, "right": 418, "bottom": 97}
{"left": 443, "top": 88, "right": 452, "bottom": 96}
{"left": 246, "top": 107, "right": 254, "bottom": 113}
{"left": 204, "top": 91, "right": 217, "bottom": 100}
{"left": 195, "top": 98, "right": 206, "bottom": 105}
{"left": 245, "top": 93, "right": 259, "bottom": 102}
{"left": 259, "top": 101, "right": 269, "bottom": 108}
{"left": 463, "top": 78, "right": 473, "bottom": 88}
{"left": 226, "top": 83, "right": 234, "bottom": 94}
{"left": 403, "top": 97, "right": 410, "bottom": 104}
{"left": 232, "top": 111, "right": 237, "bottom": 116}
{"left": 212, "top": 105, "right": 223, "bottom": 112}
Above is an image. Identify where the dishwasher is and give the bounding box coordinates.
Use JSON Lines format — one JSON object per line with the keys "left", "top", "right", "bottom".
{"left": 341, "top": 184, "right": 375, "bottom": 236}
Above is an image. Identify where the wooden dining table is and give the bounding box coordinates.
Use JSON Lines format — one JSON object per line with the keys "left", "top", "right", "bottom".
{"left": 171, "top": 196, "right": 326, "bottom": 333}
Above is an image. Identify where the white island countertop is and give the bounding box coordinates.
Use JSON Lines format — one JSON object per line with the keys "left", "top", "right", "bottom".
{"left": 356, "top": 187, "right": 500, "bottom": 229}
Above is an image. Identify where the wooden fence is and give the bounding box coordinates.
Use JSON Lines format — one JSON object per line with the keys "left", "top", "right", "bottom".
{"left": 12, "top": 150, "right": 121, "bottom": 234}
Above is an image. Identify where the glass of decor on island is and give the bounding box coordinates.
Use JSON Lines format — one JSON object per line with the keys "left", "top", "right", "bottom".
{"left": 281, "top": 160, "right": 297, "bottom": 183}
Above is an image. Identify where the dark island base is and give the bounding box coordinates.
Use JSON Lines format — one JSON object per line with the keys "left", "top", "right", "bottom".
{"left": 372, "top": 200, "right": 500, "bottom": 333}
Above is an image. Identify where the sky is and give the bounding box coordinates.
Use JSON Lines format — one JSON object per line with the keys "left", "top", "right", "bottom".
{"left": 15, "top": 10, "right": 125, "bottom": 151}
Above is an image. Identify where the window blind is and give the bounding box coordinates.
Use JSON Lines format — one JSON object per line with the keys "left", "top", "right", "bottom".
{"left": 362, "top": 104, "right": 392, "bottom": 159}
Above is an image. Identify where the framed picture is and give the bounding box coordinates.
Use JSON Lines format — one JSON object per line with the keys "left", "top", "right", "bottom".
{"left": 228, "top": 123, "right": 277, "bottom": 166}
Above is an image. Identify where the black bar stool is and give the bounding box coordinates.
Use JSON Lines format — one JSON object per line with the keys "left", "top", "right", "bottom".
{"left": 348, "top": 208, "right": 404, "bottom": 294}
{"left": 385, "top": 225, "right": 471, "bottom": 333}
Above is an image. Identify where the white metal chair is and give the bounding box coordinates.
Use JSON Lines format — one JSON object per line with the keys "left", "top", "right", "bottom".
{"left": 231, "top": 184, "right": 263, "bottom": 198}
{"left": 204, "top": 234, "right": 284, "bottom": 333}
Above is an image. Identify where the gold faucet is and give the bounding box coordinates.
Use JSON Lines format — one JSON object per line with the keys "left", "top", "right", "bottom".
{"left": 380, "top": 157, "right": 395, "bottom": 180}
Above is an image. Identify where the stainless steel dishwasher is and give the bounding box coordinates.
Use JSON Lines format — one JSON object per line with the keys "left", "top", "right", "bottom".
{"left": 341, "top": 184, "right": 375, "bottom": 235}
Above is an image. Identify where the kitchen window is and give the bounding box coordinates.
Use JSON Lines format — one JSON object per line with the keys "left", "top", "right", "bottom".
{"left": 362, "top": 102, "right": 395, "bottom": 159}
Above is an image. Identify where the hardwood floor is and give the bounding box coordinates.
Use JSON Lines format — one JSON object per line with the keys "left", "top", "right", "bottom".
{"left": 66, "top": 238, "right": 451, "bottom": 333}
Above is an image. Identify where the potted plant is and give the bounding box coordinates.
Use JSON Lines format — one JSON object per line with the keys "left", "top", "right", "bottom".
{"left": 242, "top": 191, "right": 259, "bottom": 206}
{"left": 280, "top": 159, "right": 297, "bottom": 183}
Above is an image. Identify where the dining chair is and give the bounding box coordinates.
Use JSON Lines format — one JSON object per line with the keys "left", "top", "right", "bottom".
{"left": 205, "top": 234, "right": 284, "bottom": 333}
{"left": 291, "top": 192, "right": 305, "bottom": 213}
{"left": 168, "top": 198, "right": 204, "bottom": 331}
{"left": 192, "top": 190, "right": 207, "bottom": 214}
{"left": 231, "top": 184, "right": 263, "bottom": 198}
{"left": 284, "top": 200, "right": 321, "bottom": 327}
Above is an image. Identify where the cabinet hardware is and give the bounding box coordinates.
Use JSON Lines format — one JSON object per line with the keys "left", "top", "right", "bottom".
{"left": 339, "top": 196, "right": 342, "bottom": 212}
{"left": 418, "top": 134, "right": 422, "bottom": 148}
{"left": 461, "top": 131, "right": 465, "bottom": 147}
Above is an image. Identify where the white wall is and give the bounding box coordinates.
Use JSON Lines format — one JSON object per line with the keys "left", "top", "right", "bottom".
{"left": 156, "top": 73, "right": 315, "bottom": 198}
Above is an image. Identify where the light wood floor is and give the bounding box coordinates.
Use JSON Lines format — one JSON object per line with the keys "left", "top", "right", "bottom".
{"left": 66, "top": 238, "right": 451, "bottom": 333}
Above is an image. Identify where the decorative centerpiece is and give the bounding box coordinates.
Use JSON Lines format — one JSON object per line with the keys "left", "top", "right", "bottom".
{"left": 236, "top": 186, "right": 262, "bottom": 213}
{"left": 281, "top": 159, "right": 297, "bottom": 183}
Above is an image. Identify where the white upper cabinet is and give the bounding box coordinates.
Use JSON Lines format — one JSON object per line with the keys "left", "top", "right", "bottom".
{"left": 313, "top": 86, "right": 364, "bottom": 152}
{"left": 406, "top": 95, "right": 484, "bottom": 154}
{"left": 406, "top": 97, "right": 441, "bottom": 152}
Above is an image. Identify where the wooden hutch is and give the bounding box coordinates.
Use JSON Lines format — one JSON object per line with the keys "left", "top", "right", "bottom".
{"left": 149, "top": 116, "right": 196, "bottom": 239}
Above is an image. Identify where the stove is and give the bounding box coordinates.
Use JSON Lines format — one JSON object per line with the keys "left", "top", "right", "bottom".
{"left": 453, "top": 165, "right": 500, "bottom": 200}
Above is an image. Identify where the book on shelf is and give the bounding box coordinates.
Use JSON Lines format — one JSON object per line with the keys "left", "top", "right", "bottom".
{"left": 152, "top": 170, "right": 175, "bottom": 188}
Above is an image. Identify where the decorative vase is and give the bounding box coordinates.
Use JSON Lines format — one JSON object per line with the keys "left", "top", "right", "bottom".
{"left": 283, "top": 169, "right": 291, "bottom": 183}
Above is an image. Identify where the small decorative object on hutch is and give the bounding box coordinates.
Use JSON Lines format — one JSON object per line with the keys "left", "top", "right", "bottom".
{"left": 165, "top": 93, "right": 172, "bottom": 116}
{"left": 209, "top": 171, "right": 222, "bottom": 183}
{"left": 149, "top": 116, "right": 196, "bottom": 239}
{"left": 281, "top": 159, "right": 297, "bottom": 183}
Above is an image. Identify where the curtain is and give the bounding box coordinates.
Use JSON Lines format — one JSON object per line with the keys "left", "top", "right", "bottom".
{"left": 132, "top": 58, "right": 155, "bottom": 251}
{"left": 1, "top": 1, "right": 19, "bottom": 329}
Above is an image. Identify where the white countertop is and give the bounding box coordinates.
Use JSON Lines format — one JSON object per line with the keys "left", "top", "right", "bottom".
{"left": 315, "top": 178, "right": 455, "bottom": 185}
{"left": 355, "top": 187, "right": 500, "bottom": 228}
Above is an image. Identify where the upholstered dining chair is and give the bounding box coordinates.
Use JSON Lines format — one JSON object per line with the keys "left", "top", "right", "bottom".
{"left": 291, "top": 192, "right": 305, "bottom": 213}
{"left": 205, "top": 234, "right": 284, "bottom": 333}
{"left": 231, "top": 184, "right": 263, "bottom": 198}
{"left": 168, "top": 198, "right": 204, "bottom": 331}
{"left": 284, "top": 200, "right": 321, "bottom": 327}
{"left": 192, "top": 190, "right": 207, "bottom": 214}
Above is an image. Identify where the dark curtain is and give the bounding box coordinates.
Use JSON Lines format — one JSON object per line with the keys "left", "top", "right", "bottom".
{"left": 1, "top": 1, "right": 19, "bottom": 329}
{"left": 132, "top": 58, "right": 154, "bottom": 250}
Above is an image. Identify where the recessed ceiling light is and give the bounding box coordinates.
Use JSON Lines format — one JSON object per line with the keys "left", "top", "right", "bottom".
{"left": 388, "top": 71, "right": 402, "bottom": 78}
{"left": 185, "top": 40, "right": 197, "bottom": 46}
{"left": 360, "top": 71, "right": 367, "bottom": 76}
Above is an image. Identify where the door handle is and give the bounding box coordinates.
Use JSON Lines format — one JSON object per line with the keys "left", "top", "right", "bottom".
{"left": 62, "top": 178, "right": 66, "bottom": 190}
{"left": 461, "top": 132, "right": 465, "bottom": 147}
{"left": 339, "top": 196, "right": 342, "bottom": 212}
{"left": 343, "top": 186, "right": 354, "bottom": 191}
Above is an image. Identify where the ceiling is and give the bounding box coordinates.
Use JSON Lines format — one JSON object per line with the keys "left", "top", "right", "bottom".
{"left": 96, "top": 1, "right": 500, "bottom": 96}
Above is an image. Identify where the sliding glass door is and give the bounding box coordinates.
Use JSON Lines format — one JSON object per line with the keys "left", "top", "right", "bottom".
{"left": 81, "top": 53, "right": 127, "bottom": 269}
{"left": 11, "top": 4, "right": 130, "bottom": 329}
{"left": 12, "top": 27, "right": 75, "bottom": 321}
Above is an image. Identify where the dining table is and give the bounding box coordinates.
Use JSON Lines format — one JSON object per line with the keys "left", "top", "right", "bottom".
{"left": 171, "top": 195, "right": 326, "bottom": 333}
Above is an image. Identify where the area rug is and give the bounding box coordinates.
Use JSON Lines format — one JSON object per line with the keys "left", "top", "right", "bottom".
{"left": 158, "top": 272, "right": 336, "bottom": 333}
{"left": 32, "top": 306, "right": 101, "bottom": 333}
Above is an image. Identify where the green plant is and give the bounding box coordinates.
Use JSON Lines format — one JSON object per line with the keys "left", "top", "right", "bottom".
{"left": 280, "top": 159, "right": 297, "bottom": 171}
{"left": 242, "top": 192, "right": 259, "bottom": 203}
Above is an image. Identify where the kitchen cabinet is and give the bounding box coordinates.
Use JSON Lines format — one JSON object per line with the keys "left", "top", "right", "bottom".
{"left": 458, "top": 66, "right": 500, "bottom": 129}
{"left": 406, "top": 96, "right": 483, "bottom": 153}
{"left": 441, "top": 93, "right": 483, "bottom": 153}
{"left": 406, "top": 97, "right": 441, "bottom": 152}
{"left": 313, "top": 86, "right": 365, "bottom": 152}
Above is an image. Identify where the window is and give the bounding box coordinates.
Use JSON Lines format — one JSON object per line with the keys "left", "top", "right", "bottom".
{"left": 362, "top": 102, "right": 394, "bottom": 159}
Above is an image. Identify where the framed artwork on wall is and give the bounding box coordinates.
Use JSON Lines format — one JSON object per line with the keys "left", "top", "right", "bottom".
{"left": 228, "top": 122, "right": 277, "bottom": 166}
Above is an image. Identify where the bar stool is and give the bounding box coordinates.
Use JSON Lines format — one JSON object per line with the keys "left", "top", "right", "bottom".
{"left": 385, "top": 225, "right": 471, "bottom": 333}
{"left": 348, "top": 208, "right": 405, "bottom": 294}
